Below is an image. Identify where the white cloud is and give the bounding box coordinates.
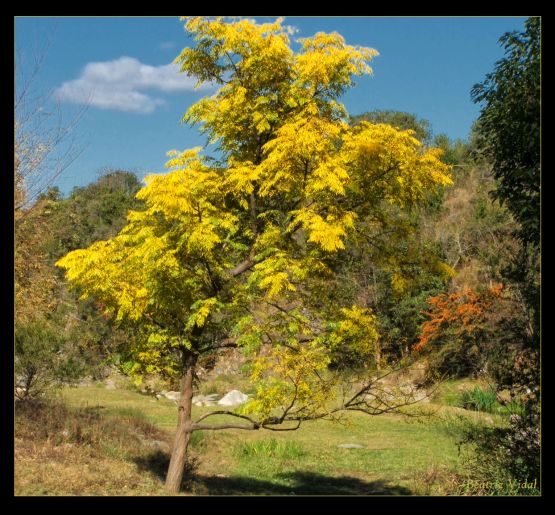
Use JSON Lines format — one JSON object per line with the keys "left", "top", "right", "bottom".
{"left": 55, "top": 56, "right": 207, "bottom": 114}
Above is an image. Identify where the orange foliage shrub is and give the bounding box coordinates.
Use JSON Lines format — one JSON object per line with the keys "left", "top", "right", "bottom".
{"left": 415, "top": 283, "right": 504, "bottom": 352}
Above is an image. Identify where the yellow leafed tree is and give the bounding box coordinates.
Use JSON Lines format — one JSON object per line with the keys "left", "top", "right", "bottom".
{"left": 56, "top": 17, "right": 451, "bottom": 492}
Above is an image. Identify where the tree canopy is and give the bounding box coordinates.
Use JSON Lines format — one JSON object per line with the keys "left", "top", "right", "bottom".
{"left": 351, "top": 110, "right": 432, "bottom": 145}
{"left": 471, "top": 17, "right": 540, "bottom": 249}
{"left": 56, "top": 16, "right": 452, "bottom": 492}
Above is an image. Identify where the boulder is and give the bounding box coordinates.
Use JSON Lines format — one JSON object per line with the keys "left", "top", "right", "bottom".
{"left": 192, "top": 395, "right": 205, "bottom": 406}
{"left": 105, "top": 379, "right": 117, "bottom": 390}
{"left": 217, "top": 389, "right": 249, "bottom": 407}
{"left": 164, "top": 391, "right": 181, "bottom": 402}
{"left": 193, "top": 393, "right": 221, "bottom": 406}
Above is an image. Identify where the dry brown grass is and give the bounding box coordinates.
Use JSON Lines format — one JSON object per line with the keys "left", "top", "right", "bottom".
{"left": 14, "top": 399, "right": 185, "bottom": 496}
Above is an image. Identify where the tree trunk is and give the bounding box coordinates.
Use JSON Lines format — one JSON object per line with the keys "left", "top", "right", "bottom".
{"left": 374, "top": 343, "right": 382, "bottom": 373}
{"left": 165, "top": 352, "right": 197, "bottom": 493}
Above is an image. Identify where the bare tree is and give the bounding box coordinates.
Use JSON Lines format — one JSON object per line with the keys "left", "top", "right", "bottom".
{"left": 15, "top": 25, "right": 87, "bottom": 210}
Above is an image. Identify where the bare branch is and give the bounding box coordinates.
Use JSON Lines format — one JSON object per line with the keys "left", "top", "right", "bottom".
{"left": 15, "top": 60, "right": 89, "bottom": 211}
{"left": 224, "top": 51, "right": 242, "bottom": 82}
{"left": 264, "top": 301, "right": 293, "bottom": 315}
{"left": 191, "top": 422, "right": 258, "bottom": 431}
{"left": 194, "top": 410, "right": 258, "bottom": 426}
{"left": 228, "top": 257, "right": 256, "bottom": 277}
{"left": 262, "top": 420, "right": 302, "bottom": 431}
{"left": 344, "top": 366, "right": 405, "bottom": 407}
{"left": 279, "top": 381, "right": 299, "bottom": 423}
{"left": 200, "top": 341, "right": 238, "bottom": 352}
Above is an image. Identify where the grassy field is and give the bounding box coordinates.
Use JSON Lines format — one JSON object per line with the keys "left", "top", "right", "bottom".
{"left": 14, "top": 378, "right": 501, "bottom": 496}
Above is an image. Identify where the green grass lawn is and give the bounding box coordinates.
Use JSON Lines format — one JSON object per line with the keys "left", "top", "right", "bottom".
{"left": 54, "top": 382, "right": 478, "bottom": 495}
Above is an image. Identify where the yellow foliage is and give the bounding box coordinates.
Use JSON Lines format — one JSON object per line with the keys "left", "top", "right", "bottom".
{"left": 186, "top": 297, "right": 219, "bottom": 330}
{"left": 56, "top": 17, "right": 453, "bottom": 399}
{"left": 243, "top": 340, "right": 333, "bottom": 420}
{"left": 332, "top": 305, "right": 380, "bottom": 357}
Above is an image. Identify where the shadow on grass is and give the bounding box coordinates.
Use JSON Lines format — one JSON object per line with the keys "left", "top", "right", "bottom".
{"left": 132, "top": 451, "right": 412, "bottom": 495}
{"left": 133, "top": 450, "right": 199, "bottom": 484}
{"left": 191, "top": 472, "right": 413, "bottom": 495}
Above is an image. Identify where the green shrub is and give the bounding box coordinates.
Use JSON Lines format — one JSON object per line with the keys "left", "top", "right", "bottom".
{"left": 501, "top": 400, "right": 526, "bottom": 417}
{"left": 15, "top": 319, "right": 86, "bottom": 399}
{"left": 460, "top": 386, "right": 498, "bottom": 413}
{"left": 457, "top": 413, "right": 540, "bottom": 495}
{"left": 458, "top": 386, "right": 526, "bottom": 417}
{"left": 425, "top": 340, "right": 485, "bottom": 382}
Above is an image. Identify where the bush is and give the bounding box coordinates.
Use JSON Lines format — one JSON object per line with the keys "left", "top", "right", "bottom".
{"left": 417, "top": 284, "right": 534, "bottom": 385}
{"left": 458, "top": 413, "right": 540, "bottom": 495}
{"left": 460, "top": 386, "right": 498, "bottom": 413}
{"left": 15, "top": 319, "right": 86, "bottom": 399}
{"left": 426, "top": 340, "right": 484, "bottom": 381}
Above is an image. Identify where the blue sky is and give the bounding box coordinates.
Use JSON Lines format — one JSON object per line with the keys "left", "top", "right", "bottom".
{"left": 15, "top": 16, "right": 528, "bottom": 196}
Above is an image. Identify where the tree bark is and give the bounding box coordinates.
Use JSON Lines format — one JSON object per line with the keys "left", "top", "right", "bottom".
{"left": 374, "top": 343, "right": 382, "bottom": 373}
{"left": 165, "top": 352, "right": 197, "bottom": 493}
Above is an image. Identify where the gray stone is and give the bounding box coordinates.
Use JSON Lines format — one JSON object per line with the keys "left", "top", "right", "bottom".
{"left": 217, "top": 389, "right": 249, "bottom": 407}
{"left": 105, "top": 379, "right": 117, "bottom": 390}
{"left": 193, "top": 394, "right": 221, "bottom": 407}
{"left": 164, "top": 391, "right": 181, "bottom": 401}
{"left": 338, "top": 443, "right": 365, "bottom": 449}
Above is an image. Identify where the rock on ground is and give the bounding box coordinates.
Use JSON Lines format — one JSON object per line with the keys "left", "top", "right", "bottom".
{"left": 164, "top": 391, "right": 181, "bottom": 402}
{"left": 192, "top": 394, "right": 220, "bottom": 407}
{"left": 105, "top": 379, "right": 117, "bottom": 390}
{"left": 217, "top": 389, "right": 249, "bottom": 407}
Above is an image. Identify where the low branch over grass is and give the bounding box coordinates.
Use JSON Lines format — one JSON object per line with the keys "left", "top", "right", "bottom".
{"left": 187, "top": 364, "right": 431, "bottom": 434}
